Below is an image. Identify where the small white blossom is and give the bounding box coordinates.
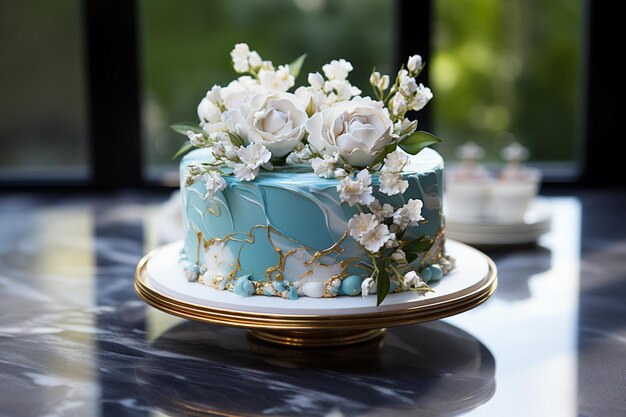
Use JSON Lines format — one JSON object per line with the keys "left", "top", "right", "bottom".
{"left": 211, "top": 132, "right": 238, "bottom": 159}
{"left": 311, "top": 153, "right": 338, "bottom": 178}
{"left": 233, "top": 142, "right": 271, "bottom": 181}
{"left": 407, "top": 55, "right": 423, "bottom": 73}
{"left": 233, "top": 164, "right": 259, "bottom": 181}
{"left": 393, "top": 198, "right": 424, "bottom": 228}
{"left": 369, "top": 71, "right": 381, "bottom": 87}
{"left": 409, "top": 84, "right": 433, "bottom": 111}
{"left": 326, "top": 79, "right": 361, "bottom": 101}
{"left": 258, "top": 65, "right": 295, "bottom": 92}
{"left": 237, "top": 142, "right": 271, "bottom": 168}
{"left": 248, "top": 51, "right": 262, "bottom": 69}
{"left": 348, "top": 213, "right": 379, "bottom": 241}
{"left": 379, "top": 172, "right": 409, "bottom": 196}
{"left": 206, "top": 85, "right": 222, "bottom": 104}
{"left": 370, "top": 72, "right": 390, "bottom": 91}
{"left": 361, "top": 277, "right": 376, "bottom": 297}
{"left": 322, "top": 59, "right": 353, "bottom": 81}
{"left": 337, "top": 169, "right": 374, "bottom": 206}
{"left": 391, "top": 249, "right": 407, "bottom": 263}
{"left": 379, "top": 74, "right": 390, "bottom": 91}
{"left": 403, "top": 270, "right": 425, "bottom": 288}
{"left": 203, "top": 171, "right": 227, "bottom": 198}
{"left": 308, "top": 72, "right": 325, "bottom": 90}
{"left": 286, "top": 145, "right": 313, "bottom": 165}
{"left": 390, "top": 92, "right": 408, "bottom": 116}
{"left": 183, "top": 171, "right": 201, "bottom": 186}
{"left": 231, "top": 43, "right": 251, "bottom": 73}
{"left": 398, "top": 70, "right": 418, "bottom": 96}
{"left": 382, "top": 150, "right": 409, "bottom": 173}
{"left": 334, "top": 168, "right": 348, "bottom": 178}
{"left": 260, "top": 60, "right": 274, "bottom": 71}
{"left": 186, "top": 130, "right": 205, "bottom": 147}
{"left": 369, "top": 200, "right": 395, "bottom": 219}
{"left": 360, "top": 223, "right": 394, "bottom": 253}
{"left": 198, "top": 85, "right": 225, "bottom": 129}
{"left": 370, "top": 71, "right": 389, "bottom": 90}
{"left": 385, "top": 238, "right": 399, "bottom": 248}
{"left": 394, "top": 118, "right": 417, "bottom": 137}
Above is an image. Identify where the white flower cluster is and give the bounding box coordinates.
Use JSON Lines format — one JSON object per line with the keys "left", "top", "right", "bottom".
{"left": 294, "top": 59, "right": 362, "bottom": 114}
{"left": 180, "top": 45, "right": 435, "bottom": 196}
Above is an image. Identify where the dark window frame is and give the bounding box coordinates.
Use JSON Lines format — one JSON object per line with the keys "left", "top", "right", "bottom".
{"left": 1, "top": 0, "right": 620, "bottom": 191}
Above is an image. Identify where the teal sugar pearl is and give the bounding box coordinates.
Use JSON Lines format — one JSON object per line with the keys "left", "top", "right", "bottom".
{"left": 341, "top": 275, "right": 363, "bottom": 296}
{"left": 421, "top": 267, "right": 432, "bottom": 283}
{"left": 429, "top": 264, "right": 443, "bottom": 282}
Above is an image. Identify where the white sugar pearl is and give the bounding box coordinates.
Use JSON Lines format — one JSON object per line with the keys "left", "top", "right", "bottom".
{"left": 301, "top": 281, "right": 324, "bottom": 298}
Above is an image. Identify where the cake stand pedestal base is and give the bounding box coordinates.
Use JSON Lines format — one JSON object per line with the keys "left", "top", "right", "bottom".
{"left": 248, "top": 328, "right": 387, "bottom": 347}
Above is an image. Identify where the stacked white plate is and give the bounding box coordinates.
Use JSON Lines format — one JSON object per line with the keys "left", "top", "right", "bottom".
{"left": 445, "top": 197, "right": 552, "bottom": 245}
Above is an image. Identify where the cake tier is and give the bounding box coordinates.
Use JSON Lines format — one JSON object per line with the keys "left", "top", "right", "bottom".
{"left": 180, "top": 148, "right": 447, "bottom": 299}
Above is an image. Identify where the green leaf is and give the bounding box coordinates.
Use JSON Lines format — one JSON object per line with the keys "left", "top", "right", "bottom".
{"left": 403, "top": 235, "right": 434, "bottom": 253}
{"left": 398, "top": 131, "right": 442, "bottom": 155}
{"left": 369, "top": 143, "right": 397, "bottom": 169}
{"left": 376, "top": 262, "right": 391, "bottom": 306}
{"left": 172, "top": 141, "right": 193, "bottom": 160}
{"left": 289, "top": 53, "right": 307, "bottom": 80}
{"left": 405, "top": 251, "right": 419, "bottom": 264}
{"left": 170, "top": 122, "right": 203, "bottom": 136}
{"left": 226, "top": 131, "right": 245, "bottom": 147}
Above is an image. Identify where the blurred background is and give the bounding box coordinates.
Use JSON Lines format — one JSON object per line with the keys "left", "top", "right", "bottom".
{"left": 0, "top": 0, "right": 604, "bottom": 188}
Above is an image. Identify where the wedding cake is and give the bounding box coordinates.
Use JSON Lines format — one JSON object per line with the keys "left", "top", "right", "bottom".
{"left": 176, "top": 44, "right": 453, "bottom": 305}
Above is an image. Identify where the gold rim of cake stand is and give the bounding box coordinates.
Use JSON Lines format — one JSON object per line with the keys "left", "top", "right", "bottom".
{"left": 134, "top": 244, "right": 497, "bottom": 347}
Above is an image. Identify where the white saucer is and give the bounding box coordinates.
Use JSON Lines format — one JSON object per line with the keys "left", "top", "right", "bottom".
{"left": 445, "top": 198, "right": 552, "bottom": 245}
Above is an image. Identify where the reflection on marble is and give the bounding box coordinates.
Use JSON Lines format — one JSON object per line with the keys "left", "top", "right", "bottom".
{"left": 136, "top": 321, "right": 495, "bottom": 417}
{"left": 488, "top": 245, "right": 552, "bottom": 302}
{"left": 1, "top": 192, "right": 626, "bottom": 417}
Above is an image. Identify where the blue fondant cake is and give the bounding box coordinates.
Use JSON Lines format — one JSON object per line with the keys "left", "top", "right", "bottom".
{"left": 179, "top": 147, "right": 453, "bottom": 299}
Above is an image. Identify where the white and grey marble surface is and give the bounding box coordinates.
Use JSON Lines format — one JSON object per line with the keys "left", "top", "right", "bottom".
{"left": 0, "top": 190, "right": 624, "bottom": 417}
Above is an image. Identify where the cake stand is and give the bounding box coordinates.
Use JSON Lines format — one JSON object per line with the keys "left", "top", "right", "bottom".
{"left": 134, "top": 240, "right": 497, "bottom": 347}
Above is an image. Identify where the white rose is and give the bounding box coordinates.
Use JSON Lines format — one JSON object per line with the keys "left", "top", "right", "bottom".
{"left": 224, "top": 91, "right": 308, "bottom": 158}
{"left": 220, "top": 76, "right": 267, "bottom": 111}
{"left": 305, "top": 98, "right": 394, "bottom": 167}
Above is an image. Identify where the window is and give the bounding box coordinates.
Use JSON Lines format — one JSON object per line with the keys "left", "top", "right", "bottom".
{"left": 1, "top": 0, "right": 615, "bottom": 188}
{"left": 431, "top": 0, "right": 584, "bottom": 179}
{"left": 0, "top": 0, "right": 87, "bottom": 181}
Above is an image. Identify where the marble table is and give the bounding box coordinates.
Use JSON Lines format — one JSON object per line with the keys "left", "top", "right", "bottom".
{"left": 0, "top": 190, "right": 624, "bottom": 417}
